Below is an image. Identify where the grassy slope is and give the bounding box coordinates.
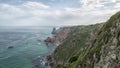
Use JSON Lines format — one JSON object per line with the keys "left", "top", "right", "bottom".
{"left": 53, "top": 25, "right": 99, "bottom": 68}
{"left": 53, "top": 11, "right": 120, "bottom": 68}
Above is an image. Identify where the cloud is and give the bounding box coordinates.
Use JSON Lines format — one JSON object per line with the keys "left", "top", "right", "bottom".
{"left": 58, "top": 0, "right": 120, "bottom": 25}
{"left": 80, "top": 0, "right": 119, "bottom": 10}
{"left": 50, "top": 0, "right": 56, "bottom": 2}
{"left": 0, "top": 0, "right": 120, "bottom": 26}
{"left": 114, "top": 3, "right": 120, "bottom": 8}
{"left": 0, "top": 2, "right": 51, "bottom": 26}
{"left": 0, "top": 3, "right": 24, "bottom": 15}
{"left": 23, "top": 2, "right": 50, "bottom": 9}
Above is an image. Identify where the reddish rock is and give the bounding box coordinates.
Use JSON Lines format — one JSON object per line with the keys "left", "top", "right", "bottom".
{"left": 44, "top": 37, "right": 55, "bottom": 43}
{"left": 44, "top": 27, "right": 72, "bottom": 45}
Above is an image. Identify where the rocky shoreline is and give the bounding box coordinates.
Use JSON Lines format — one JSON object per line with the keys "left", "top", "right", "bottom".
{"left": 44, "top": 26, "right": 80, "bottom": 68}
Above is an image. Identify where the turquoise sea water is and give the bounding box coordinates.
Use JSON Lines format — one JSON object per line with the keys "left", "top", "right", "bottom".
{"left": 0, "top": 27, "right": 56, "bottom": 68}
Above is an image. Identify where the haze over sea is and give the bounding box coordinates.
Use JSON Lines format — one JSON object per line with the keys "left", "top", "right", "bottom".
{"left": 0, "top": 26, "right": 56, "bottom": 68}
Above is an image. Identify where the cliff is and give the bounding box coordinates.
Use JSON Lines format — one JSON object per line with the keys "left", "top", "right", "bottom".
{"left": 50, "top": 11, "right": 120, "bottom": 68}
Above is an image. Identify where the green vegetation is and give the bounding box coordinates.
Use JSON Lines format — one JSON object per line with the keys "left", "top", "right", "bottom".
{"left": 53, "top": 25, "right": 98, "bottom": 68}
{"left": 53, "top": 11, "right": 120, "bottom": 68}
{"left": 69, "top": 56, "right": 78, "bottom": 63}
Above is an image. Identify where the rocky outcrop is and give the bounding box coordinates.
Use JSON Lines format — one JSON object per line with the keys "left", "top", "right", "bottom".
{"left": 8, "top": 45, "right": 14, "bottom": 49}
{"left": 44, "top": 27, "right": 73, "bottom": 45}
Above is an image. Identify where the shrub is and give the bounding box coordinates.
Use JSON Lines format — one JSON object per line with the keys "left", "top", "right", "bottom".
{"left": 69, "top": 56, "right": 78, "bottom": 63}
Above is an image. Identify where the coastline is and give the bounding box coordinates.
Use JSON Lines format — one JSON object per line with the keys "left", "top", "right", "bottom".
{"left": 44, "top": 26, "right": 79, "bottom": 68}
{"left": 44, "top": 25, "right": 99, "bottom": 68}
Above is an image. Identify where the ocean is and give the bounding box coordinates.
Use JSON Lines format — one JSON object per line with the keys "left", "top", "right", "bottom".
{"left": 0, "top": 26, "right": 56, "bottom": 68}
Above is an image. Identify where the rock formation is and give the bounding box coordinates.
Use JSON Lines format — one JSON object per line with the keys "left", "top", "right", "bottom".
{"left": 44, "top": 27, "right": 73, "bottom": 45}
{"left": 52, "top": 27, "right": 57, "bottom": 34}
{"left": 8, "top": 45, "right": 14, "bottom": 49}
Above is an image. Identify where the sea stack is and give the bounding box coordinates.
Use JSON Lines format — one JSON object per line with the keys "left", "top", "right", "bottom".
{"left": 51, "top": 27, "right": 56, "bottom": 34}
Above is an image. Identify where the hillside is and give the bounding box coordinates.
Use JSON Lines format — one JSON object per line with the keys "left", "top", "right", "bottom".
{"left": 50, "top": 11, "right": 120, "bottom": 68}
{"left": 48, "top": 24, "right": 100, "bottom": 68}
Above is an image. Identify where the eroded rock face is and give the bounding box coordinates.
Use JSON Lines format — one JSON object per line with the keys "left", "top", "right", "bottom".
{"left": 79, "top": 12, "right": 120, "bottom": 68}
{"left": 93, "top": 19, "right": 120, "bottom": 68}
{"left": 44, "top": 27, "right": 72, "bottom": 45}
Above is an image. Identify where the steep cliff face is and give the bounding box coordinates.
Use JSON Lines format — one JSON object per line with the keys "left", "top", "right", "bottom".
{"left": 51, "top": 11, "right": 120, "bottom": 68}
{"left": 92, "top": 11, "right": 120, "bottom": 68}
{"left": 73, "top": 11, "right": 120, "bottom": 68}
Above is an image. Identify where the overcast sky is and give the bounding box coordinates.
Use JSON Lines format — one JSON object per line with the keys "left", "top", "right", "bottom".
{"left": 0, "top": 0, "right": 120, "bottom": 26}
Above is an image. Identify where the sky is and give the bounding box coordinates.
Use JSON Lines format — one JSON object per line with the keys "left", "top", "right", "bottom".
{"left": 0, "top": 0, "right": 120, "bottom": 26}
